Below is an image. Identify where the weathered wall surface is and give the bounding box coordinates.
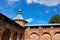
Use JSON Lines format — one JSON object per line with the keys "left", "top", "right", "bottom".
{"left": 0, "top": 15, "right": 24, "bottom": 40}
{"left": 0, "top": 13, "right": 60, "bottom": 40}
{"left": 24, "top": 27, "right": 60, "bottom": 40}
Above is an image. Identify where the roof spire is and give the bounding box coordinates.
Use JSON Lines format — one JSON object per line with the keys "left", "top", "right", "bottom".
{"left": 13, "top": 9, "right": 28, "bottom": 27}
{"left": 13, "top": 9, "right": 23, "bottom": 20}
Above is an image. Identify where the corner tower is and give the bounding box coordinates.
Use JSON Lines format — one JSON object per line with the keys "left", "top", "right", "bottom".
{"left": 14, "top": 9, "right": 27, "bottom": 27}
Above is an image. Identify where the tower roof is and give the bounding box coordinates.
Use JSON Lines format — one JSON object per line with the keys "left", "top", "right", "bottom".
{"left": 14, "top": 9, "right": 23, "bottom": 20}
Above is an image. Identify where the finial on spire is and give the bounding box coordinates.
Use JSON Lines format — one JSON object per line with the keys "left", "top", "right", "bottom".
{"left": 18, "top": 9, "right": 21, "bottom": 12}
{"left": 18, "top": 9, "right": 22, "bottom": 14}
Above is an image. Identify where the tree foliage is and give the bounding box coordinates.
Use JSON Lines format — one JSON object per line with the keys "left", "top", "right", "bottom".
{"left": 49, "top": 14, "right": 60, "bottom": 23}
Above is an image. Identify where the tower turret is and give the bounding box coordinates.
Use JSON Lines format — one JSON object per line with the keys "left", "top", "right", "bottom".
{"left": 14, "top": 9, "right": 27, "bottom": 27}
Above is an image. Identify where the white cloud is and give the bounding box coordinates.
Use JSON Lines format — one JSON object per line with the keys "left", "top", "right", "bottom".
{"left": 26, "top": 0, "right": 38, "bottom": 4}
{"left": 26, "top": 18, "right": 33, "bottom": 22}
{"left": 26, "top": 0, "right": 32, "bottom": 4}
{"left": 26, "top": 0, "right": 60, "bottom": 6}
{"left": 32, "top": 0, "right": 38, "bottom": 3}
{"left": 7, "top": 0, "right": 19, "bottom": 4}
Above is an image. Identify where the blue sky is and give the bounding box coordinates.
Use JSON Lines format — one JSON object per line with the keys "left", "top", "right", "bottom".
{"left": 0, "top": 0, "right": 60, "bottom": 24}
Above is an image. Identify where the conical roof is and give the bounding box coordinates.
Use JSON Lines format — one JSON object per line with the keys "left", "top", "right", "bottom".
{"left": 14, "top": 9, "right": 23, "bottom": 20}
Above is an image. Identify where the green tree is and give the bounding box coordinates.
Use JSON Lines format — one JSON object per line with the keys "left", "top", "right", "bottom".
{"left": 49, "top": 14, "right": 60, "bottom": 23}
